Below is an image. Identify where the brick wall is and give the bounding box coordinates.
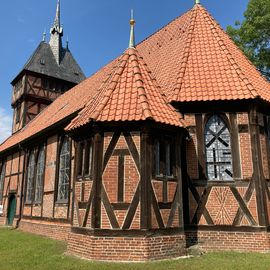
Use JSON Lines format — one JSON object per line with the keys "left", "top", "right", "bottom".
{"left": 67, "top": 231, "right": 186, "bottom": 261}
{"left": 19, "top": 219, "right": 70, "bottom": 241}
{"left": 186, "top": 230, "right": 270, "bottom": 253}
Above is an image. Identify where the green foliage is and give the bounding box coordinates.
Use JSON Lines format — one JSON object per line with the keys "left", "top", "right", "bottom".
{"left": 0, "top": 228, "right": 270, "bottom": 270}
{"left": 227, "top": 0, "right": 270, "bottom": 77}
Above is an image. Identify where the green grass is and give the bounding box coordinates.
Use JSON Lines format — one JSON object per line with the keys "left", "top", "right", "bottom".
{"left": 0, "top": 228, "right": 269, "bottom": 270}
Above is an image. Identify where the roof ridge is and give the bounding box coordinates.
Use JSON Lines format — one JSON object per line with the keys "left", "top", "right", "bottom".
{"left": 199, "top": 5, "right": 259, "bottom": 99}
{"left": 130, "top": 48, "right": 153, "bottom": 120}
{"left": 170, "top": 6, "right": 198, "bottom": 101}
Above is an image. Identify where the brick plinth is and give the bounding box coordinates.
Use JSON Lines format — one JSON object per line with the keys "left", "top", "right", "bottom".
{"left": 186, "top": 230, "right": 270, "bottom": 253}
{"left": 67, "top": 230, "right": 186, "bottom": 261}
{"left": 0, "top": 216, "right": 6, "bottom": 226}
{"left": 19, "top": 219, "right": 70, "bottom": 241}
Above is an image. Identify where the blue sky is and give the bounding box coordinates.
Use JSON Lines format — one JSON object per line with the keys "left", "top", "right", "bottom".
{"left": 0, "top": 0, "right": 248, "bottom": 142}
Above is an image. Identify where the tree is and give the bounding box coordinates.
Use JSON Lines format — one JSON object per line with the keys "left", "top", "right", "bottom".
{"left": 227, "top": 0, "right": 270, "bottom": 78}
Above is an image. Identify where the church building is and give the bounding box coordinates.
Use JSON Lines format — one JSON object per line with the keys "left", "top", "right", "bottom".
{"left": 0, "top": 0, "right": 269, "bottom": 261}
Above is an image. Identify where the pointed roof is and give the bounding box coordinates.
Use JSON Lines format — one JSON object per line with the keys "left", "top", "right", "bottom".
{"left": 49, "top": 0, "right": 63, "bottom": 64}
{"left": 66, "top": 47, "right": 184, "bottom": 131}
{"left": 12, "top": 0, "right": 85, "bottom": 85}
{"left": 52, "top": 0, "right": 61, "bottom": 28}
{"left": 12, "top": 42, "right": 85, "bottom": 85}
{"left": 137, "top": 4, "right": 270, "bottom": 103}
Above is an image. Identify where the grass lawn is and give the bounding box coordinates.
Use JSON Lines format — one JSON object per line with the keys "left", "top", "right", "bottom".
{"left": 0, "top": 228, "right": 269, "bottom": 270}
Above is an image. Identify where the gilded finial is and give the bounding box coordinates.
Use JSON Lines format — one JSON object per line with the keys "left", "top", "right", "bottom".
{"left": 195, "top": 0, "right": 200, "bottom": 4}
{"left": 129, "top": 9, "right": 135, "bottom": 48}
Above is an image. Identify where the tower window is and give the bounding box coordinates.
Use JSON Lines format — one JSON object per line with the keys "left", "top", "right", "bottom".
{"left": 16, "top": 104, "right": 21, "bottom": 124}
{"left": 205, "top": 115, "right": 233, "bottom": 181}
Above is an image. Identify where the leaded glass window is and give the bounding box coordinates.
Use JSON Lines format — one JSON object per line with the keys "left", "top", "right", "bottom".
{"left": 26, "top": 152, "right": 36, "bottom": 202}
{"left": 205, "top": 115, "right": 233, "bottom": 181}
{"left": 77, "top": 139, "right": 93, "bottom": 179}
{"left": 57, "top": 138, "right": 70, "bottom": 202}
{"left": 34, "top": 146, "right": 45, "bottom": 203}
{"left": 0, "top": 163, "right": 6, "bottom": 201}
{"left": 154, "top": 136, "right": 175, "bottom": 178}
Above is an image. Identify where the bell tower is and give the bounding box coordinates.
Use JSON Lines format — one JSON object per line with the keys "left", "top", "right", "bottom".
{"left": 11, "top": 0, "right": 85, "bottom": 133}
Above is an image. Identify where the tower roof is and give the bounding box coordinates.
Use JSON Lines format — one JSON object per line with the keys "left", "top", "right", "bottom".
{"left": 12, "top": 0, "right": 85, "bottom": 85}
{"left": 66, "top": 47, "right": 184, "bottom": 131}
{"left": 12, "top": 42, "right": 85, "bottom": 85}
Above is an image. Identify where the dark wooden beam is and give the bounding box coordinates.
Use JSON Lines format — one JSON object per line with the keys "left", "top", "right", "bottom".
{"left": 117, "top": 155, "right": 125, "bottom": 202}
{"left": 101, "top": 186, "right": 120, "bottom": 229}
{"left": 91, "top": 127, "right": 104, "bottom": 228}
{"left": 233, "top": 180, "right": 255, "bottom": 226}
{"left": 249, "top": 107, "right": 269, "bottom": 226}
{"left": 230, "top": 186, "right": 257, "bottom": 226}
{"left": 229, "top": 113, "right": 241, "bottom": 179}
{"left": 140, "top": 129, "right": 151, "bottom": 229}
{"left": 195, "top": 114, "right": 206, "bottom": 179}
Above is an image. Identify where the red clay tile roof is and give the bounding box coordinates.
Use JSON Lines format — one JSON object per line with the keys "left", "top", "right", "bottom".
{"left": 1, "top": 3, "right": 270, "bottom": 152}
{"left": 0, "top": 62, "right": 116, "bottom": 152}
{"left": 137, "top": 4, "right": 270, "bottom": 102}
{"left": 66, "top": 48, "right": 184, "bottom": 131}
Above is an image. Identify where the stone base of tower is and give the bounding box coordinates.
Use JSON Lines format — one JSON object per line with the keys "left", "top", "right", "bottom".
{"left": 67, "top": 228, "right": 186, "bottom": 262}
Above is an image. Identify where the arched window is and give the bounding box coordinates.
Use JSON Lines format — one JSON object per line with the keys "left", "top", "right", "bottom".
{"left": 0, "top": 163, "right": 6, "bottom": 201}
{"left": 205, "top": 115, "right": 233, "bottom": 181}
{"left": 26, "top": 151, "right": 36, "bottom": 202}
{"left": 57, "top": 138, "right": 70, "bottom": 202}
{"left": 34, "top": 146, "right": 45, "bottom": 203}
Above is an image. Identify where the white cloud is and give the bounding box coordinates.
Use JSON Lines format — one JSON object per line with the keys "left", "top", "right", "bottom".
{"left": 0, "top": 108, "right": 12, "bottom": 144}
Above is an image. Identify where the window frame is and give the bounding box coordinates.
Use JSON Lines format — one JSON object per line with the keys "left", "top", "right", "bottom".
{"left": 34, "top": 145, "right": 46, "bottom": 204}
{"left": 25, "top": 150, "right": 36, "bottom": 204}
{"left": 76, "top": 138, "right": 93, "bottom": 180}
{"left": 204, "top": 114, "right": 234, "bottom": 181}
{"left": 153, "top": 134, "right": 176, "bottom": 180}
{"left": 0, "top": 162, "right": 6, "bottom": 202}
{"left": 56, "top": 136, "right": 71, "bottom": 203}
{"left": 15, "top": 103, "right": 21, "bottom": 124}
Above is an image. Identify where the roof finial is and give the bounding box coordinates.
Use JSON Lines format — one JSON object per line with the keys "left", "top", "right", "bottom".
{"left": 42, "top": 29, "right": 46, "bottom": 42}
{"left": 66, "top": 36, "right": 69, "bottom": 50}
{"left": 129, "top": 9, "right": 135, "bottom": 48}
{"left": 50, "top": 0, "right": 63, "bottom": 65}
{"left": 195, "top": 0, "right": 200, "bottom": 4}
{"left": 55, "top": 0, "right": 60, "bottom": 26}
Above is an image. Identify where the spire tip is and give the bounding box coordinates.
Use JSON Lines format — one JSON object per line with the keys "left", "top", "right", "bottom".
{"left": 129, "top": 9, "right": 135, "bottom": 48}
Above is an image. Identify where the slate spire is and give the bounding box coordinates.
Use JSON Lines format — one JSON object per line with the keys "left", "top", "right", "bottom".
{"left": 129, "top": 9, "right": 135, "bottom": 48}
{"left": 49, "top": 0, "right": 63, "bottom": 65}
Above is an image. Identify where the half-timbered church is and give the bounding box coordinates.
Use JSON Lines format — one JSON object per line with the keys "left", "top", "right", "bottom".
{"left": 0, "top": 0, "right": 269, "bottom": 261}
